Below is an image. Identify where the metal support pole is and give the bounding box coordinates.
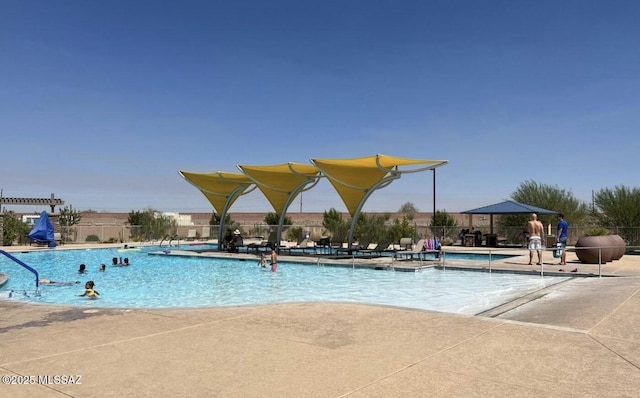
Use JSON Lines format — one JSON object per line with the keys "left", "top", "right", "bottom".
{"left": 432, "top": 169, "right": 436, "bottom": 217}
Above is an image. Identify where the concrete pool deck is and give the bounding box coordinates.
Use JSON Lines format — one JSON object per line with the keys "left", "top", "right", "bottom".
{"left": 1, "top": 243, "right": 639, "bottom": 397}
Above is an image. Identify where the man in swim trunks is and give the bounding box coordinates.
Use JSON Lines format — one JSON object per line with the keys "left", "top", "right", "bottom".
{"left": 527, "top": 213, "right": 545, "bottom": 265}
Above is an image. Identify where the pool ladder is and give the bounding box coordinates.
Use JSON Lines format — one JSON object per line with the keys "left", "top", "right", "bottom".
{"left": 0, "top": 250, "right": 40, "bottom": 296}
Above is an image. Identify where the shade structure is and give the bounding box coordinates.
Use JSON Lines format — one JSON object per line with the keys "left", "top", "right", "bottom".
{"left": 237, "top": 163, "right": 321, "bottom": 245}
{"left": 462, "top": 200, "right": 557, "bottom": 215}
{"left": 179, "top": 171, "right": 255, "bottom": 245}
{"left": 179, "top": 154, "right": 448, "bottom": 250}
{"left": 461, "top": 200, "right": 558, "bottom": 234}
{"left": 311, "top": 154, "right": 448, "bottom": 246}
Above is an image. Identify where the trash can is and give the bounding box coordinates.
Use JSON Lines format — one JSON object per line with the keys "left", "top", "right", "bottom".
{"left": 485, "top": 234, "right": 497, "bottom": 247}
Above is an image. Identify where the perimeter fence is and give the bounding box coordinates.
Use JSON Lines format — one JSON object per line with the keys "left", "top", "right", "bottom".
{"left": 49, "top": 223, "right": 640, "bottom": 248}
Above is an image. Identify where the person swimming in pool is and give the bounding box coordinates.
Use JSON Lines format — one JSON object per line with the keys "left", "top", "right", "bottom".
{"left": 79, "top": 281, "right": 99, "bottom": 299}
{"left": 40, "top": 279, "right": 80, "bottom": 286}
{"left": 259, "top": 253, "right": 267, "bottom": 268}
{"left": 78, "top": 263, "right": 87, "bottom": 273}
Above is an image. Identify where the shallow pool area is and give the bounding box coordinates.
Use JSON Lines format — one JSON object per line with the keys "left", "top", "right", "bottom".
{"left": 0, "top": 247, "right": 565, "bottom": 315}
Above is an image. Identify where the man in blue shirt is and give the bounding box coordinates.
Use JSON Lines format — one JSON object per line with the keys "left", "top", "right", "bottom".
{"left": 557, "top": 213, "right": 569, "bottom": 267}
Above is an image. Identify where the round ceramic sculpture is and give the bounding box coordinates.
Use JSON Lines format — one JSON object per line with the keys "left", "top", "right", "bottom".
{"left": 575, "top": 235, "right": 614, "bottom": 264}
{"left": 609, "top": 234, "right": 626, "bottom": 260}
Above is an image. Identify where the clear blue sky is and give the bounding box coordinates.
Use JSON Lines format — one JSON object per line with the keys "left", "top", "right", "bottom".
{"left": 2, "top": 1, "right": 638, "bottom": 214}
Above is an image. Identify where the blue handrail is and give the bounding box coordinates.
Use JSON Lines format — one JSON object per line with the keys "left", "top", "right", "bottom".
{"left": 0, "top": 250, "right": 39, "bottom": 291}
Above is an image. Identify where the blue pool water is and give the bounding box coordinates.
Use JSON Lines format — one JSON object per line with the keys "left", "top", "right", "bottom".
{"left": 0, "top": 246, "right": 561, "bottom": 315}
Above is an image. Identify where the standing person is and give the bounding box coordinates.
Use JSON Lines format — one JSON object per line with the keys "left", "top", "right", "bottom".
{"left": 527, "top": 213, "right": 545, "bottom": 265}
{"left": 557, "top": 213, "right": 571, "bottom": 269}
{"left": 270, "top": 246, "right": 278, "bottom": 272}
{"left": 259, "top": 253, "right": 267, "bottom": 268}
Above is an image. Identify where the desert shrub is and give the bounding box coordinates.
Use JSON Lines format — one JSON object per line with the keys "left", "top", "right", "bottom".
{"left": 85, "top": 234, "right": 100, "bottom": 242}
{"left": 287, "top": 226, "right": 303, "bottom": 242}
{"left": 585, "top": 227, "right": 611, "bottom": 236}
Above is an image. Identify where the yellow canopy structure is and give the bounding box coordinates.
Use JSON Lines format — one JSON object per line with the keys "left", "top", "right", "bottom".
{"left": 237, "top": 163, "right": 321, "bottom": 245}
{"left": 179, "top": 171, "right": 255, "bottom": 244}
{"left": 311, "top": 154, "right": 448, "bottom": 245}
{"left": 180, "top": 154, "right": 448, "bottom": 250}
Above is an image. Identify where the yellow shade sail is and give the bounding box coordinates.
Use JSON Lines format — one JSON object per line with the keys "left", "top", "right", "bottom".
{"left": 178, "top": 171, "right": 253, "bottom": 215}
{"left": 237, "top": 163, "right": 320, "bottom": 216}
{"left": 311, "top": 154, "right": 448, "bottom": 217}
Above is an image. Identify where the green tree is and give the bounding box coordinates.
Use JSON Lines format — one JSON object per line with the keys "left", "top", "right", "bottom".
{"left": 593, "top": 185, "right": 640, "bottom": 245}
{"left": 322, "top": 208, "right": 349, "bottom": 242}
{"left": 127, "top": 209, "right": 176, "bottom": 241}
{"left": 59, "top": 205, "right": 82, "bottom": 243}
{"left": 398, "top": 202, "right": 418, "bottom": 220}
{"left": 387, "top": 215, "right": 416, "bottom": 243}
{"left": 59, "top": 205, "right": 82, "bottom": 226}
{"left": 355, "top": 212, "right": 389, "bottom": 242}
{"left": 2, "top": 212, "right": 30, "bottom": 246}
{"left": 210, "top": 212, "right": 232, "bottom": 226}
{"left": 264, "top": 212, "right": 292, "bottom": 226}
{"left": 127, "top": 210, "right": 150, "bottom": 241}
{"left": 430, "top": 210, "right": 458, "bottom": 239}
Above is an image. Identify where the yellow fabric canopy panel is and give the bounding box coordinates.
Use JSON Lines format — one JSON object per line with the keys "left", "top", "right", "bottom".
{"left": 311, "top": 154, "right": 448, "bottom": 217}
{"left": 237, "top": 163, "right": 320, "bottom": 216}
{"left": 179, "top": 171, "right": 253, "bottom": 215}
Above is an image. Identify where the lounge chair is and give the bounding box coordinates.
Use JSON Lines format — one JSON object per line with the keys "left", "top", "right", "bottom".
{"left": 328, "top": 235, "right": 346, "bottom": 254}
{"left": 246, "top": 231, "right": 278, "bottom": 254}
{"left": 395, "top": 239, "right": 431, "bottom": 261}
{"left": 282, "top": 238, "right": 317, "bottom": 255}
{"left": 356, "top": 237, "right": 394, "bottom": 257}
{"left": 335, "top": 235, "right": 374, "bottom": 255}
{"left": 403, "top": 238, "right": 442, "bottom": 261}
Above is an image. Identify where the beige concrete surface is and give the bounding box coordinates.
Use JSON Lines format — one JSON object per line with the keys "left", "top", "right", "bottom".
{"left": 1, "top": 243, "right": 639, "bottom": 397}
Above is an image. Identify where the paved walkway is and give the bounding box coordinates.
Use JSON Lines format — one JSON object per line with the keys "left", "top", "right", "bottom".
{"left": 1, "top": 244, "right": 639, "bottom": 397}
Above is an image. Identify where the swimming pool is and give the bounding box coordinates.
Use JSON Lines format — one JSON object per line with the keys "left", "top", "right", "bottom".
{"left": 0, "top": 247, "right": 563, "bottom": 315}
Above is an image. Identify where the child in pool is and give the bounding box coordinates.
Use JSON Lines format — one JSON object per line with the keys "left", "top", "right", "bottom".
{"left": 259, "top": 253, "right": 267, "bottom": 268}
{"left": 79, "top": 281, "right": 100, "bottom": 299}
